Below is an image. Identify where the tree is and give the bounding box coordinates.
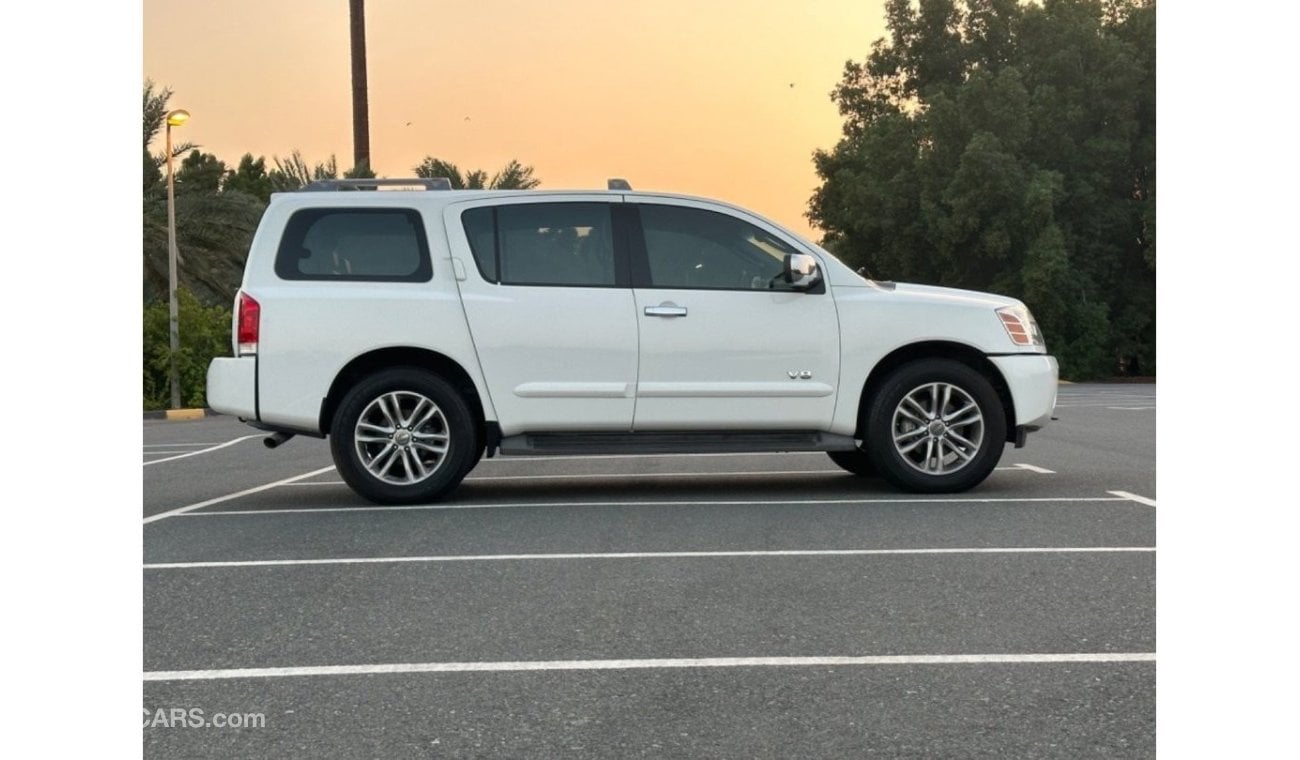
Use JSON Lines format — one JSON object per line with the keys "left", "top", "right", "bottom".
{"left": 223, "top": 154, "right": 274, "bottom": 202}
{"left": 142, "top": 79, "right": 196, "bottom": 191}
{"left": 143, "top": 188, "right": 263, "bottom": 306}
{"left": 175, "top": 150, "right": 227, "bottom": 194}
{"left": 268, "top": 150, "right": 374, "bottom": 191}
{"left": 143, "top": 80, "right": 263, "bottom": 307}
{"left": 413, "top": 157, "right": 540, "bottom": 189}
{"left": 143, "top": 288, "right": 233, "bottom": 409}
{"left": 809, "top": 0, "right": 1155, "bottom": 378}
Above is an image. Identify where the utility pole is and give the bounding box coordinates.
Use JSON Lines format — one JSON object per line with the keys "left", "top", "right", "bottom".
{"left": 349, "top": 0, "right": 370, "bottom": 174}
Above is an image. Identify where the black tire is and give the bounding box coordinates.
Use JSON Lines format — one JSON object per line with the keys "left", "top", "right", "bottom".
{"left": 466, "top": 438, "right": 485, "bottom": 473}
{"left": 329, "top": 367, "right": 477, "bottom": 504}
{"left": 864, "top": 359, "right": 1007, "bottom": 493}
{"left": 827, "top": 448, "right": 879, "bottom": 477}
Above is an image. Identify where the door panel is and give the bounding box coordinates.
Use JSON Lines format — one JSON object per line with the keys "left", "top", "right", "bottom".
{"left": 629, "top": 201, "right": 840, "bottom": 430}
{"left": 632, "top": 289, "right": 839, "bottom": 429}
{"left": 445, "top": 197, "right": 637, "bottom": 435}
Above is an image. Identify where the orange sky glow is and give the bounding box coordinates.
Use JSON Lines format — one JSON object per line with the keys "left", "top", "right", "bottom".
{"left": 144, "top": 0, "right": 888, "bottom": 239}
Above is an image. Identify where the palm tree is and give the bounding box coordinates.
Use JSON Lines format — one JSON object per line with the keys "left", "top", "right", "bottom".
{"left": 143, "top": 79, "right": 263, "bottom": 307}
{"left": 267, "top": 150, "right": 376, "bottom": 193}
{"left": 143, "top": 80, "right": 197, "bottom": 190}
{"left": 412, "top": 157, "right": 540, "bottom": 189}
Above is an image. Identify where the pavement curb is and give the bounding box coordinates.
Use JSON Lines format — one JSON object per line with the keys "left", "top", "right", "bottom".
{"left": 144, "top": 408, "right": 217, "bottom": 421}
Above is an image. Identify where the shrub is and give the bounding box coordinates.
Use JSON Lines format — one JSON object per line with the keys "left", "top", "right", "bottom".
{"left": 143, "top": 289, "right": 232, "bottom": 409}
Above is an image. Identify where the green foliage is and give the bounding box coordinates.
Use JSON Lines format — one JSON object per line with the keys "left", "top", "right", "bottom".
{"left": 143, "top": 289, "right": 233, "bottom": 410}
{"left": 269, "top": 150, "right": 339, "bottom": 191}
{"left": 142, "top": 82, "right": 263, "bottom": 310}
{"left": 141, "top": 79, "right": 548, "bottom": 409}
{"left": 142, "top": 79, "right": 197, "bottom": 176}
{"left": 143, "top": 189, "right": 263, "bottom": 307}
{"left": 343, "top": 160, "right": 376, "bottom": 179}
{"left": 176, "top": 150, "right": 227, "bottom": 194}
{"left": 143, "top": 149, "right": 162, "bottom": 197}
{"left": 413, "top": 157, "right": 540, "bottom": 189}
{"left": 268, "top": 151, "right": 374, "bottom": 190}
{"left": 810, "top": 0, "right": 1156, "bottom": 378}
{"left": 224, "top": 154, "right": 273, "bottom": 203}
{"left": 142, "top": 78, "right": 171, "bottom": 153}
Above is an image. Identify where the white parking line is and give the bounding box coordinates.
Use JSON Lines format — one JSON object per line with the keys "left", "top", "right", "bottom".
{"left": 1013, "top": 463, "right": 1056, "bottom": 474}
{"left": 144, "top": 442, "right": 228, "bottom": 448}
{"left": 142, "top": 435, "right": 261, "bottom": 467}
{"left": 184, "top": 496, "right": 1130, "bottom": 517}
{"left": 144, "top": 546, "right": 1154, "bottom": 571}
{"left": 143, "top": 466, "right": 338, "bottom": 525}
{"left": 1108, "top": 491, "right": 1157, "bottom": 507}
{"left": 144, "top": 651, "right": 1157, "bottom": 681}
{"left": 1105, "top": 406, "right": 1155, "bottom": 411}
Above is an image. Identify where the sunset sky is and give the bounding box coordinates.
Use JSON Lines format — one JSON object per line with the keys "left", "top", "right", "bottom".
{"left": 143, "top": 0, "right": 889, "bottom": 239}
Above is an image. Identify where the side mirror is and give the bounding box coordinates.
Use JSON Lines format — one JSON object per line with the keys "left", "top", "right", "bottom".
{"left": 782, "top": 253, "right": 822, "bottom": 290}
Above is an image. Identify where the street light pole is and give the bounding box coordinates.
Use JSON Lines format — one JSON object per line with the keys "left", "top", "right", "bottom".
{"left": 164, "top": 109, "right": 189, "bottom": 409}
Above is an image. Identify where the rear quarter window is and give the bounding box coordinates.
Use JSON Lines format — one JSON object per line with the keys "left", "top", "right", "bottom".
{"left": 275, "top": 208, "right": 432, "bottom": 282}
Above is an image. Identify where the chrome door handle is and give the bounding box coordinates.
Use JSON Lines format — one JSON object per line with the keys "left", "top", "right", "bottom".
{"left": 644, "top": 304, "right": 688, "bottom": 317}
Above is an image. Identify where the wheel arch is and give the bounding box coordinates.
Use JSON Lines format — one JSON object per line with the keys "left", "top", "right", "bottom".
{"left": 855, "top": 341, "right": 1016, "bottom": 443}
{"left": 320, "top": 347, "right": 487, "bottom": 445}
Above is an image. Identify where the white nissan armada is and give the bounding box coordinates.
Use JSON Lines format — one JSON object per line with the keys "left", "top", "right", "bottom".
{"left": 206, "top": 178, "right": 1058, "bottom": 504}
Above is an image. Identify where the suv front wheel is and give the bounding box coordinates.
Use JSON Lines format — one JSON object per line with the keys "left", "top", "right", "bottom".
{"left": 864, "top": 359, "right": 1007, "bottom": 493}
{"left": 330, "top": 368, "right": 477, "bottom": 504}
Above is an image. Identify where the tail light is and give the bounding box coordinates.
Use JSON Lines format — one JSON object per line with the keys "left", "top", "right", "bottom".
{"left": 237, "top": 292, "right": 260, "bottom": 356}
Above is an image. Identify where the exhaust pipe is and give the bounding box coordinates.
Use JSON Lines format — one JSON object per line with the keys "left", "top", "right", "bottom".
{"left": 263, "top": 431, "right": 295, "bottom": 449}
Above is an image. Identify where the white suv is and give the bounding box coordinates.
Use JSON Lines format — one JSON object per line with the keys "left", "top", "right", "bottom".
{"left": 207, "top": 179, "right": 1058, "bottom": 504}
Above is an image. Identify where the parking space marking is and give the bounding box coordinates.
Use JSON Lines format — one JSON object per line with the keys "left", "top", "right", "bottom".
{"left": 1106, "top": 406, "right": 1155, "bottom": 410}
{"left": 144, "top": 545, "right": 1153, "bottom": 570}
{"left": 144, "top": 442, "right": 229, "bottom": 448}
{"left": 1012, "top": 463, "right": 1056, "bottom": 474}
{"left": 184, "top": 495, "right": 1130, "bottom": 517}
{"left": 145, "top": 651, "right": 1157, "bottom": 682}
{"left": 142, "top": 435, "right": 261, "bottom": 467}
{"left": 1108, "top": 491, "right": 1157, "bottom": 507}
{"left": 143, "top": 466, "right": 338, "bottom": 525}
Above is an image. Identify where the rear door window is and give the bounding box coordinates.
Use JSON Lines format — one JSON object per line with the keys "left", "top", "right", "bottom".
{"left": 461, "top": 203, "right": 620, "bottom": 287}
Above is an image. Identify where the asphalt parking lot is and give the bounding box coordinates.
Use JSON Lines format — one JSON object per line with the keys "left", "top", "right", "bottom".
{"left": 143, "top": 382, "right": 1156, "bottom": 758}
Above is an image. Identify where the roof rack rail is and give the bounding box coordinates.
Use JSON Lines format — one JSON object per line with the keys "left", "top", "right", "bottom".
{"left": 301, "top": 178, "right": 452, "bottom": 192}
{"left": 607, "top": 178, "right": 632, "bottom": 191}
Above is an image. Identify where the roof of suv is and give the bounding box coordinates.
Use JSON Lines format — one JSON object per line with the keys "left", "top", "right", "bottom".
{"left": 267, "top": 187, "right": 758, "bottom": 213}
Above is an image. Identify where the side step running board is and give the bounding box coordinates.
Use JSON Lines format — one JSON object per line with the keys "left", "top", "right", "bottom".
{"left": 498, "top": 431, "right": 858, "bottom": 456}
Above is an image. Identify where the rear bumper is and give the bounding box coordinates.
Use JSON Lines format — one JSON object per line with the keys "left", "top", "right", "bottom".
{"left": 206, "top": 357, "right": 257, "bottom": 420}
{"left": 989, "top": 354, "right": 1058, "bottom": 429}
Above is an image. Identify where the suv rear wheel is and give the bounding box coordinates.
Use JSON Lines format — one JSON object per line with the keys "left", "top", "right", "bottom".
{"left": 330, "top": 368, "right": 476, "bottom": 504}
{"left": 864, "top": 359, "right": 1006, "bottom": 493}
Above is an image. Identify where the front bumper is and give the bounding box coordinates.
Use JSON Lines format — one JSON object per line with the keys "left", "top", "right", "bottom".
{"left": 989, "top": 354, "right": 1058, "bottom": 430}
{"left": 206, "top": 357, "right": 257, "bottom": 419}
